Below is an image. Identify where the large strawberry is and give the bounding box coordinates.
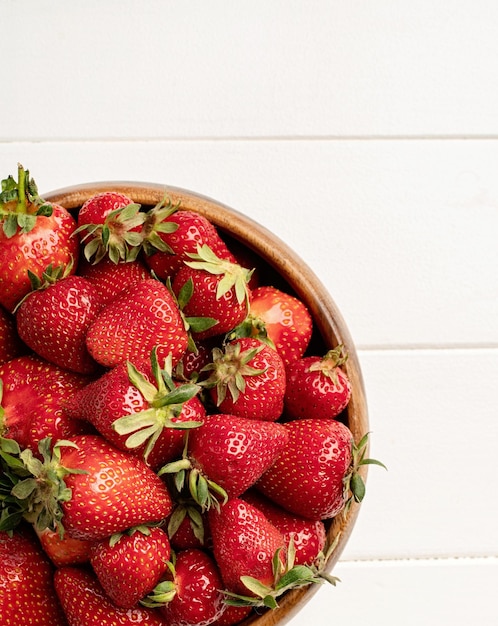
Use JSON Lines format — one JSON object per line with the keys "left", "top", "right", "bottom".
{"left": 201, "top": 337, "right": 286, "bottom": 422}
{"left": 90, "top": 525, "right": 171, "bottom": 608}
{"left": 256, "top": 419, "right": 377, "bottom": 520}
{"left": 9, "top": 434, "right": 173, "bottom": 540}
{"left": 0, "top": 164, "right": 79, "bottom": 312}
{"left": 160, "top": 413, "right": 288, "bottom": 511}
{"left": 172, "top": 244, "right": 252, "bottom": 341}
{"left": 74, "top": 190, "right": 146, "bottom": 264}
{"left": 16, "top": 272, "right": 103, "bottom": 374}
{"left": 54, "top": 566, "right": 164, "bottom": 626}
{"left": 0, "top": 525, "right": 68, "bottom": 626}
{"left": 85, "top": 278, "right": 189, "bottom": 368}
{"left": 284, "top": 346, "right": 352, "bottom": 420}
{"left": 144, "top": 548, "right": 226, "bottom": 626}
{"left": 0, "top": 305, "right": 25, "bottom": 365}
{"left": 0, "top": 354, "right": 91, "bottom": 451}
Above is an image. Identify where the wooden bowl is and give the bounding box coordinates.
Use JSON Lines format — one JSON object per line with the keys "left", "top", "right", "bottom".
{"left": 44, "top": 181, "right": 369, "bottom": 626}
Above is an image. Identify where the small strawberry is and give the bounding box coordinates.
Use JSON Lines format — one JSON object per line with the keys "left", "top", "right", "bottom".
{"left": 35, "top": 526, "right": 93, "bottom": 567}
{"left": 256, "top": 420, "right": 382, "bottom": 520}
{"left": 0, "top": 305, "right": 25, "bottom": 365}
{"left": 54, "top": 566, "right": 165, "bottom": 626}
{"left": 172, "top": 244, "right": 252, "bottom": 341}
{"left": 90, "top": 525, "right": 171, "bottom": 608}
{"left": 0, "top": 354, "right": 91, "bottom": 451}
{"left": 78, "top": 255, "right": 152, "bottom": 306}
{"left": 0, "top": 164, "right": 79, "bottom": 312}
{"left": 16, "top": 270, "right": 103, "bottom": 374}
{"left": 201, "top": 337, "right": 286, "bottom": 422}
{"left": 159, "top": 413, "right": 289, "bottom": 511}
{"left": 9, "top": 434, "right": 174, "bottom": 541}
{"left": 142, "top": 204, "right": 237, "bottom": 279}
{"left": 0, "top": 525, "right": 68, "bottom": 626}
{"left": 74, "top": 191, "right": 146, "bottom": 264}
{"left": 240, "top": 285, "right": 313, "bottom": 366}
{"left": 85, "top": 278, "right": 189, "bottom": 369}
{"left": 167, "top": 502, "right": 211, "bottom": 551}
{"left": 284, "top": 346, "right": 352, "bottom": 420}
{"left": 143, "top": 548, "right": 226, "bottom": 626}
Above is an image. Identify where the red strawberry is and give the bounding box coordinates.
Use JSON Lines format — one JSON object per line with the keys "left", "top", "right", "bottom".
{"left": 172, "top": 244, "right": 252, "bottom": 340}
{"left": 78, "top": 255, "right": 152, "bottom": 306}
{"left": 74, "top": 191, "right": 146, "bottom": 264}
{"left": 0, "top": 525, "right": 67, "bottom": 626}
{"left": 85, "top": 278, "right": 189, "bottom": 369}
{"left": 10, "top": 434, "right": 173, "bottom": 541}
{"left": 0, "top": 305, "right": 25, "bottom": 365}
{"left": 143, "top": 205, "right": 237, "bottom": 279}
{"left": 208, "top": 498, "right": 286, "bottom": 595}
{"left": 145, "top": 548, "right": 226, "bottom": 626}
{"left": 245, "top": 285, "right": 313, "bottom": 365}
{"left": 66, "top": 349, "right": 204, "bottom": 469}
{"left": 0, "top": 164, "right": 79, "bottom": 312}
{"left": 167, "top": 503, "right": 211, "bottom": 551}
{"left": 54, "top": 566, "right": 164, "bottom": 626}
{"left": 256, "top": 419, "right": 357, "bottom": 520}
{"left": 285, "top": 346, "right": 352, "bottom": 420}
{"left": 90, "top": 526, "right": 171, "bottom": 608}
{"left": 16, "top": 273, "right": 103, "bottom": 374}
{"left": 202, "top": 337, "right": 286, "bottom": 422}
{"left": 242, "top": 490, "right": 326, "bottom": 566}
{"left": 210, "top": 604, "right": 252, "bottom": 626}
{"left": 160, "top": 413, "right": 288, "bottom": 510}
{"left": 0, "top": 354, "right": 91, "bottom": 451}
{"left": 36, "top": 526, "right": 93, "bottom": 567}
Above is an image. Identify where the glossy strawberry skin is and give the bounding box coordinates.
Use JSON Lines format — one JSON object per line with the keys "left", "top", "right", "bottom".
{"left": 159, "top": 548, "right": 226, "bottom": 626}
{"left": 0, "top": 305, "right": 25, "bottom": 365}
{"left": 209, "top": 498, "right": 286, "bottom": 595}
{"left": 0, "top": 203, "right": 79, "bottom": 313}
{"left": 90, "top": 526, "right": 171, "bottom": 609}
{"left": 36, "top": 526, "right": 93, "bottom": 567}
{"left": 249, "top": 286, "right": 313, "bottom": 366}
{"left": 85, "top": 279, "right": 188, "bottom": 369}
{"left": 54, "top": 566, "right": 165, "bottom": 626}
{"left": 256, "top": 418, "right": 354, "bottom": 520}
{"left": 16, "top": 275, "right": 103, "bottom": 374}
{"left": 188, "top": 413, "right": 289, "bottom": 499}
{"left": 0, "top": 354, "right": 91, "bottom": 451}
{"left": 0, "top": 526, "right": 67, "bottom": 626}
{"left": 58, "top": 434, "right": 173, "bottom": 541}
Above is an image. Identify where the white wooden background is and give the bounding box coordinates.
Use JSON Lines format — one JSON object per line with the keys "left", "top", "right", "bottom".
{"left": 1, "top": 2, "right": 497, "bottom": 624}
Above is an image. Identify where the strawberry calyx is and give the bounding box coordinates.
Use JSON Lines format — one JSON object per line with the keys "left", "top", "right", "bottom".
{"left": 167, "top": 500, "right": 206, "bottom": 546}
{"left": 173, "top": 276, "right": 219, "bottom": 345}
{"left": 112, "top": 348, "right": 204, "bottom": 463}
{"left": 222, "top": 537, "right": 340, "bottom": 610}
{"left": 0, "top": 436, "right": 33, "bottom": 531}
{"left": 308, "top": 345, "right": 349, "bottom": 384}
{"left": 0, "top": 164, "right": 53, "bottom": 237}
{"left": 140, "top": 560, "right": 178, "bottom": 608}
{"left": 73, "top": 202, "right": 146, "bottom": 264}
{"left": 225, "top": 315, "right": 276, "bottom": 349}
{"left": 140, "top": 195, "right": 181, "bottom": 256}
{"left": 200, "top": 342, "right": 268, "bottom": 405}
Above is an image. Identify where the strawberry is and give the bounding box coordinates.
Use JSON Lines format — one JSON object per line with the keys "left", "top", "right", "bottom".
{"left": 35, "top": 526, "right": 93, "bottom": 567}
{"left": 172, "top": 244, "right": 252, "bottom": 341}
{"left": 90, "top": 526, "right": 171, "bottom": 608}
{"left": 0, "top": 525, "right": 67, "bottom": 626}
{"left": 0, "top": 355, "right": 91, "bottom": 451}
{"left": 0, "top": 305, "right": 25, "bottom": 365}
{"left": 74, "top": 191, "right": 146, "bottom": 264}
{"left": 201, "top": 337, "right": 286, "bottom": 422}
{"left": 9, "top": 434, "right": 173, "bottom": 541}
{"left": 0, "top": 164, "right": 79, "bottom": 313}
{"left": 256, "top": 419, "right": 380, "bottom": 520}
{"left": 167, "top": 502, "right": 211, "bottom": 551}
{"left": 16, "top": 272, "right": 103, "bottom": 374}
{"left": 66, "top": 349, "right": 204, "bottom": 469}
{"left": 144, "top": 548, "right": 226, "bottom": 626}
{"left": 243, "top": 285, "right": 313, "bottom": 365}
{"left": 242, "top": 490, "right": 326, "bottom": 566}
{"left": 210, "top": 604, "right": 252, "bottom": 626}
{"left": 159, "top": 413, "right": 289, "bottom": 510}
{"left": 78, "top": 255, "right": 152, "bottom": 306}
{"left": 54, "top": 566, "right": 165, "bottom": 626}
{"left": 142, "top": 204, "right": 237, "bottom": 280}
{"left": 284, "top": 346, "right": 352, "bottom": 420}
{"left": 85, "top": 278, "right": 189, "bottom": 369}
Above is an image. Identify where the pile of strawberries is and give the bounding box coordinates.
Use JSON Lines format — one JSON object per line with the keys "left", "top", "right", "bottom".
{"left": 0, "top": 166, "right": 380, "bottom": 626}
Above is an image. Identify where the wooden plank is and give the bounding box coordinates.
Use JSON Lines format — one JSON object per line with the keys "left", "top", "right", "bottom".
{"left": 2, "top": 1, "right": 498, "bottom": 139}
{"left": 0, "top": 139, "right": 497, "bottom": 348}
